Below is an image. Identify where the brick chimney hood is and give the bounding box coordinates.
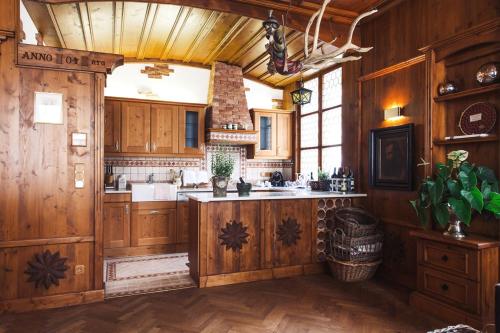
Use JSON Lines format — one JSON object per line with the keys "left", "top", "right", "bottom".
{"left": 205, "top": 62, "right": 257, "bottom": 145}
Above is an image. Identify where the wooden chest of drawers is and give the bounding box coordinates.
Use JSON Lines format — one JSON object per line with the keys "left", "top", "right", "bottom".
{"left": 410, "top": 231, "right": 499, "bottom": 330}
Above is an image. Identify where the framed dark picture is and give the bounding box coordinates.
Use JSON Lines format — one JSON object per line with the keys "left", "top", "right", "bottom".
{"left": 369, "top": 123, "right": 414, "bottom": 191}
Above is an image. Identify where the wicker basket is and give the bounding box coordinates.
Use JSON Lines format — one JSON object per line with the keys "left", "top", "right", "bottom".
{"left": 330, "top": 228, "right": 383, "bottom": 262}
{"left": 327, "top": 256, "right": 381, "bottom": 282}
{"left": 308, "top": 180, "right": 330, "bottom": 191}
{"left": 334, "top": 207, "right": 379, "bottom": 237}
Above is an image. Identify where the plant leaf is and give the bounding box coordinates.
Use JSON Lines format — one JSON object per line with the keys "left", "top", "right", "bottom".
{"left": 410, "top": 200, "right": 428, "bottom": 225}
{"left": 448, "top": 197, "right": 472, "bottom": 225}
{"left": 428, "top": 178, "right": 444, "bottom": 206}
{"left": 458, "top": 170, "right": 477, "bottom": 191}
{"left": 477, "top": 166, "right": 498, "bottom": 184}
{"left": 447, "top": 179, "right": 462, "bottom": 198}
{"left": 460, "top": 187, "right": 484, "bottom": 213}
{"left": 459, "top": 161, "right": 474, "bottom": 174}
{"left": 436, "top": 163, "right": 450, "bottom": 180}
{"left": 432, "top": 203, "right": 450, "bottom": 227}
{"left": 485, "top": 192, "right": 500, "bottom": 217}
{"left": 481, "top": 182, "right": 492, "bottom": 200}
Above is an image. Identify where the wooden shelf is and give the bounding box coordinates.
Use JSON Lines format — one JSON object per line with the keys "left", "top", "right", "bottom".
{"left": 433, "top": 83, "right": 500, "bottom": 102}
{"left": 433, "top": 135, "right": 498, "bottom": 145}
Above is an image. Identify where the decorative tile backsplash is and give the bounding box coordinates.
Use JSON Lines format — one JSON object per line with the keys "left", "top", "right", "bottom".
{"left": 105, "top": 144, "right": 293, "bottom": 184}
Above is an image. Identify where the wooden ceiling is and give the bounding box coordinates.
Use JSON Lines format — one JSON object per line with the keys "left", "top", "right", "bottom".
{"left": 24, "top": 0, "right": 383, "bottom": 87}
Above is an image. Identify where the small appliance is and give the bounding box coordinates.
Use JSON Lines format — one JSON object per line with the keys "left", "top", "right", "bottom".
{"left": 270, "top": 171, "right": 284, "bottom": 187}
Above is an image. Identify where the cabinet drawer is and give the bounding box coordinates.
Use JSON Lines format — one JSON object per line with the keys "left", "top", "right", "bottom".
{"left": 418, "top": 267, "right": 479, "bottom": 313}
{"left": 418, "top": 240, "right": 478, "bottom": 280}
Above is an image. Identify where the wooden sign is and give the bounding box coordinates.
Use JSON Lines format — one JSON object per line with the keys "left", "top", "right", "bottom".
{"left": 141, "top": 63, "right": 174, "bottom": 79}
{"left": 17, "top": 44, "right": 124, "bottom": 74}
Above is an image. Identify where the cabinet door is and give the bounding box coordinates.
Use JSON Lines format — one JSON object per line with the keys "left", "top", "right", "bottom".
{"left": 121, "top": 102, "right": 151, "bottom": 153}
{"left": 176, "top": 201, "right": 189, "bottom": 243}
{"left": 254, "top": 112, "right": 277, "bottom": 157}
{"left": 178, "top": 106, "right": 205, "bottom": 155}
{"left": 151, "top": 103, "right": 179, "bottom": 154}
{"left": 104, "top": 100, "right": 121, "bottom": 153}
{"left": 276, "top": 112, "right": 293, "bottom": 159}
{"left": 103, "top": 202, "right": 130, "bottom": 248}
{"left": 131, "top": 207, "right": 176, "bottom": 246}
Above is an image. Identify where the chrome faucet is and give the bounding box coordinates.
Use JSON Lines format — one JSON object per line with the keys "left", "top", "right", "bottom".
{"left": 147, "top": 173, "right": 154, "bottom": 184}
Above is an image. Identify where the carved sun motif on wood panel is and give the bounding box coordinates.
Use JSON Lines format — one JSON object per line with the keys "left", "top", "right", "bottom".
{"left": 219, "top": 220, "right": 249, "bottom": 251}
{"left": 24, "top": 250, "right": 69, "bottom": 289}
{"left": 277, "top": 217, "right": 302, "bottom": 246}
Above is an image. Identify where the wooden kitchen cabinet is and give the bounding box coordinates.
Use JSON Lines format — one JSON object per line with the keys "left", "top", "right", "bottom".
{"left": 131, "top": 201, "right": 177, "bottom": 247}
{"left": 103, "top": 193, "right": 131, "bottom": 249}
{"left": 178, "top": 105, "right": 205, "bottom": 156}
{"left": 248, "top": 108, "right": 293, "bottom": 160}
{"left": 104, "top": 100, "right": 121, "bottom": 153}
{"left": 121, "top": 101, "right": 151, "bottom": 153}
{"left": 104, "top": 97, "right": 205, "bottom": 157}
{"left": 151, "top": 103, "right": 179, "bottom": 154}
{"left": 176, "top": 201, "right": 189, "bottom": 244}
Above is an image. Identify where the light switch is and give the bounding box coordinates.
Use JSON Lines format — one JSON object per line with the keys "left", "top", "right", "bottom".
{"left": 75, "top": 164, "right": 85, "bottom": 188}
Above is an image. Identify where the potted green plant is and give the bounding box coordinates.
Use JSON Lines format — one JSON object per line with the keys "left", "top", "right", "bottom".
{"left": 410, "top": 150, "right": 500, "bottom": 238}
{"left": 211, "top": 151, "right": 235, "bottom": 197}
{"left": 309, "top": 169, "right": 331, "bottom": 191}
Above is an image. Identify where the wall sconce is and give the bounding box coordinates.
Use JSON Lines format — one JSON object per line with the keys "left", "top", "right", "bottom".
{"left": 384, "top": 106, "right": 403, "bottom": 120}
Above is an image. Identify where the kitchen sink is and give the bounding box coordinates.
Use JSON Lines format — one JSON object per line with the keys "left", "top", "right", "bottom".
{"left": 131, "top": 183, "right": 177, "bottom": 202}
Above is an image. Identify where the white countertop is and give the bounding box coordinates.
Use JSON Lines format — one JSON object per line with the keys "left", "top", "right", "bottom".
{"left": 186, "top": 191, "right": 367, "bottom": 202}
{"left": 105, "top": 189, "right": 132, "bottom": 194}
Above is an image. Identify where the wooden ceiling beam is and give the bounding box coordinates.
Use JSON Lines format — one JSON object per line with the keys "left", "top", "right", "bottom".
{"left": 183, "top": 10, "right": 223, "bottom": 63}
{"left": 35, "top": 0, "right": 356, "bottom": 46}
{"left": 45, "top": 3, "right": 67, "bottom": 48}
{"left": 160, "top": 6, "right": 191, "bottom": 60}
{"left": 227, "top": 27, "right": 266, "bottom": 64}
{"left": 77, "top": 2, "right": 93, "bottom": 51}
{"left": 202, "top": 16, "right": 251, "bottom": 65}
{"left": 242, "top": 30, "right": 302, "bottom": 74}
{"left": 136, "top": 3, "right": 160, "bottom": 59}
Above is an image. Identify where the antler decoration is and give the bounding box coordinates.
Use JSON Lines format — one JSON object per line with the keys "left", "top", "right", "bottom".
{"left": 302, "top": 0, "right": 378, "bottom": 70}
{"left": 263, "top": 0, "right": 378, "bottom": 75}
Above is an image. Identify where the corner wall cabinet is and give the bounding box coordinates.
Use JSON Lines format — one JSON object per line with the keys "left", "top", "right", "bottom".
{"left": 410, "top": 231, "right": 499, "bottom": 329}
{"left": 247, "top": 108, "right": 293, "bottom": 160}
{"left": 104, "top": 97, "right": 205, "bottom": 157}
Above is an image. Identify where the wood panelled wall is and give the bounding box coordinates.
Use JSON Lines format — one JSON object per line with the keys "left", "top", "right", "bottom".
{"left": 0, "top": 0, "right": 112, "bottom": 312}
{"left": 342, "top": 0, "right": 500, "bottom": 289}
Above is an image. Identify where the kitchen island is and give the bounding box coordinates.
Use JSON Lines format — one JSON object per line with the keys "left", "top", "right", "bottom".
{"left": 187, "top": 191, "right": 367, "bottom": 287}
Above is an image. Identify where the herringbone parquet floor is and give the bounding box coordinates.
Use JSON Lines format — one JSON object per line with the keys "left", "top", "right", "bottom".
{"left": 0, "top": 275, "right": 444, "bottom": 333}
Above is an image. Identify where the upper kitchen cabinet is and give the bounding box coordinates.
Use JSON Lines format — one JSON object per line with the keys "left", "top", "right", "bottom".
{"left": 104, "top": 97, "right": 205, "bottom": 157}
{"left": 121, "top": 101, "right": 151, "bottom": 154}
{"left": 104, "top": 100, "right": 121, "bottom": 153}
{"left": 178, "top": 106, "right": 205, "bottom": 156}
{"left": 248, "top": 108, "right": 294, "bottom": 160}
{"left": 151, "top": 103, "right": 179, "bottom": 155}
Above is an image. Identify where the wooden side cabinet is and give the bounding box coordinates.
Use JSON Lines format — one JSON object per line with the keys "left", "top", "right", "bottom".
{"left": 247, "top": 108, "right": 294, "bottom": 160}
{"left": 409, "top": 231, "right": 499, "bottom": 330}
{"left": 103, "top": 193, "right": 131, "bottom": 249}
{"left": 104, "top": 100, "right": 121, "bottom": 153}
{"left": 121, "top": 101, "right": 151, "bottom": 153}
{"left": 131, "top": 201, "right": 177, "bottom": 247}
{"left": 176, "top": 201, "right": 189, "bottom": 244}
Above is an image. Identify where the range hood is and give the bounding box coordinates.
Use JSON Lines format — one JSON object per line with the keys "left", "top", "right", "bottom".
{"left": 205, "top": 62, "right": 257, "bottom": 145}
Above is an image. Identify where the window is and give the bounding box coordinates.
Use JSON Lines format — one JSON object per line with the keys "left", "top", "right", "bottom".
{"left": 299, "top": 67, "right": 342, "bottom": 179}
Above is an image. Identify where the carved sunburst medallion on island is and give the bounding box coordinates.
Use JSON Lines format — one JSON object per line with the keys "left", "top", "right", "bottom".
{"left": 24, "top": 250, "right": 69, "bottom": 289}
{"left": 219, "top": 220, "right": 249, "bottom": 251}
{"left": 277, "top": 217, "right": 302, "bottom": 246}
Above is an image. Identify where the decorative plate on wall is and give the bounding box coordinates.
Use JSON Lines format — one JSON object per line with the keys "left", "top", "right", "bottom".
{"left": 459, "top": 102, "right": 497, "bottom": 135}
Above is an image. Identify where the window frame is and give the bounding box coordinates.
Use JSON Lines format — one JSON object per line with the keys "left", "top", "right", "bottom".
{"left": 298, "top": 65, "right": 343, "bottom": 177}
